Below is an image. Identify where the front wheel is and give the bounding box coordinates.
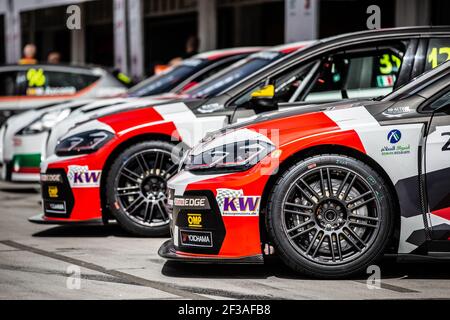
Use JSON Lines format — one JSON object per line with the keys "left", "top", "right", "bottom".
{"left": 267, "top": 154, "right": 394, "bottom": 278}
{"left": 105, "top": 141, "right": 179, "bottom": 237}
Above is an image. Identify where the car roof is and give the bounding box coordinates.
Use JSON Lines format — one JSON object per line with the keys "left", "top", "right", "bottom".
{"left": 0, "top": 63, "right": 108, "bottom": 75}
{"left": 194, "top": 47, "right": 267, "bottom": 60}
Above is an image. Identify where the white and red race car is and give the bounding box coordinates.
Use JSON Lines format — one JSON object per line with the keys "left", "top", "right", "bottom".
{"left": 36, "top": 27, "right": 450, "bottom": 239}
{"left": 161, "top": 60, "right": 450, "bottom": 278}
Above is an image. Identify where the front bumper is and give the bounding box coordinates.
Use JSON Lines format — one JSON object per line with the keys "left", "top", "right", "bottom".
{"left": 37, "top": 155, "right": 104, "bottom": 223}
{"left": 160, "top": 165, "right": 273, "bottom": 262}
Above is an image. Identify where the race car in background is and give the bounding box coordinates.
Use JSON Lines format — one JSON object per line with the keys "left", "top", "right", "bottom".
{"left": 37, "top": 27, "right": 450, "bottom": 237}
{"left": 0, "top": 64, "right": 127, "bottom": 125}
{"left": 1, "top": 47, "right": 264, "bottom": 182}
{"left": 161, "top": 60, "right": 450, "bottom": 278}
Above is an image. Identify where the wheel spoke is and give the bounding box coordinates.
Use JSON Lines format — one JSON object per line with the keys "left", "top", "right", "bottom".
{"left": 299, "top": 179, "right": 321, "bottom": 201}
{"left": 284, "top": 208, "right": 312, "bottom": 217}
{"left": 136, "top": 154, "right": 150, "bottom": 174}
{"left": 117, "top": 191, "right": 141, "bottom": 197}
{"left": 328, "top": 235, "right": 336, "bottom": 262}
{"left": 349, "top": 214, "right": 379, "bottom": 222}
{"left": 347, "top": 190, "right": 374, "bottom": 204}
{"left": 335, "top": 233, "right": 343, "bottom": 261}
{"left": 350, "top": 197, "right": 376, "bottom": 211}
{"left": 117, "top": 185, "right": 140, "bottom": 192}
{"left": 295, "top": 183, "right": 316, "bottom": 205}
{"left": 326, "top": 168, "right": 333, "bottom": 197}
{"left": 305, "top": 230, "right": 320, "bottom": 255}
{"left": 336, "top": 171, "right": 350, "bottom": 198}
{"left": 125, "top": 196, "right": 146, "bottom": 215}
{"left": 290, "top": 226, "right": 315, "bottom": 240}
{"left": 319, "top": 169, "right": 326, "bottom": 197}
{"left": 341, "top": 232, "right": 362, "bottom": 252}
{"left": 287, "top": 220, "right": 312, "bottom": 233}
{"left": 344, "top": 227, "right": 367, "bottom": 247}
{"left": 342, "top": 175, "right": 356, "bottom": 201}
{"left": 285, "top": 202, "right": 313, "bottom": 210}
{"left": 312, "top": 234, "right": 326, "bottom": 258}
{"left": 348, "top": 221, "right": 377, "bottom": 228}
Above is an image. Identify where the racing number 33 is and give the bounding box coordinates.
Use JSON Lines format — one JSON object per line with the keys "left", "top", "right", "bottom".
{"left": 443, "top": 132, "right": 450, "bottom": 151}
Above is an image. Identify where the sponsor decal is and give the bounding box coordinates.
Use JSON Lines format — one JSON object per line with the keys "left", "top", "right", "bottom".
{"left": 174, "top": 196, "right": 210, "bottom": 209}
{"left": 381, "top": 129, "right": 410, "bottom": 156}
{"left": 44, "top": 200, "right": 67, "bottom": 215}
{"left": 388, "top": 129, "right": 402, "bottom": 144}
{"left": 48, "top": 186, "right": 59, "bottom": 198}
{"left": 41, "top": 173, "right": 63, "bottom": 183}
{"left": 442, "top": 132, "right": 450, "bottom": 151}
{"left": 216, "top": 189, "right": 261, "bottom": 216}
{"left": 180, "top": 229, "right": 213, "bottom": 247}
{"left": 67, "top": 165, "right": 101, "bottom": 188}
{"left": 187, "top": 213, "right": 202, "bottom": 228}
{"left": 383, "top": 106, "right": 411, "bottom": 117}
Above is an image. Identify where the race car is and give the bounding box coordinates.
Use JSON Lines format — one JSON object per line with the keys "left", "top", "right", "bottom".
{"left": 0, "top": 64, "right": 127, "bottom": 125}
{"left": 36, "top": 27, "right": 450, "bottom": 237}
{"left": 160, "top": 60, "right": 450, "bottom": 278}
{"left": 1, "top": 47, "right": 263, "bottom": 182}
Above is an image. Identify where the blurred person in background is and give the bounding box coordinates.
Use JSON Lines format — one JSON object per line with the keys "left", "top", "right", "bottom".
{"left": 47, "top": 52, "right": 61, "bottom": 64}
{"left": 169, "top": 35, "right": 200, "bottom": 67}
{"left": 19, "top": 44, "right": 38, "bottom": 65}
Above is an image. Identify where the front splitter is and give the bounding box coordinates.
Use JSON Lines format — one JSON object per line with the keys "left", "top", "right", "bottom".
{"left": 158, "top": 239, "right": 264, "bottom": 264}
{"left": 29, "top": 213, "right": 103, "bottom": 225}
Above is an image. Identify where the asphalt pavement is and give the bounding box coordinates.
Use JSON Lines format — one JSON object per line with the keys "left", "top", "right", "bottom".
{"left": 0, "top": 181, "right": 449, "bottom": 300}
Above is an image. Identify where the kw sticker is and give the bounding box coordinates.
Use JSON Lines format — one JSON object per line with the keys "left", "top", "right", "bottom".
{"left": 216, "top": 188, "right": 261, "bottom": 216}
{"left": 67, "top": 165, "right": 101, "bottom": 188}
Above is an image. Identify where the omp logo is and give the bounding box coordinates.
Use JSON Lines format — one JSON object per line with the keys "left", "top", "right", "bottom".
{"left": 67, "top": 166, "right": 101, "bottom": 188}
{"left": 48, "top": 186, "right": 58, "bottom": 198}
{"left": 387, "top": 129, "right": 402, "bottom": 144}
{"left": 216, "top": 189, "right": 261, "bottom": 216}
{"left": 187, "top": 213, "right": 202, "bottom": 228}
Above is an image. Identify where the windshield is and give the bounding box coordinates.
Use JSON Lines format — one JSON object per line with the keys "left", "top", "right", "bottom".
{"left": 185, "top": 51, "right": 283, "bottom": 99}
{"left": 127, "top": 58, "right": 209, "bottom": 97}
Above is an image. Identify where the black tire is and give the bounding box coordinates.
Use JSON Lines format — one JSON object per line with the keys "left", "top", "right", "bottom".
{"left": 267, "top": 154, "right": 394, "bottom": 279}
{"left": 105, "top": 140, "right": 179, "bottom": 237}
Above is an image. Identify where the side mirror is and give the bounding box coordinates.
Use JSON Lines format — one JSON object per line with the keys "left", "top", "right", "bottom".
{"left": 248, "top": 84, "right": 278, "bottom": 113}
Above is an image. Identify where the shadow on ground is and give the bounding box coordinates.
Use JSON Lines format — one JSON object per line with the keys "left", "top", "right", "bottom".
{"left": 161, "top": 257, "right": 450, "bottom": 281}
{"left": 32, "top": 224, "right": 167, "bottom": 239}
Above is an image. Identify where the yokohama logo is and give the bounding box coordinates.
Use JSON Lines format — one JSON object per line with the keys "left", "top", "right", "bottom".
{"left": 180, "top": 230, "right": 213, "bottom": 247}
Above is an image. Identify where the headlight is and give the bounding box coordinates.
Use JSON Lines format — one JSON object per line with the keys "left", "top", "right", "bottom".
{"left": 19, "top": 109, "right": 71, "bottom": 135}
{"left": 55, "top": 130, "right": 114, "bottom": 156}
{"left": 184, "top": 140, "right": 275, "bottom": 173}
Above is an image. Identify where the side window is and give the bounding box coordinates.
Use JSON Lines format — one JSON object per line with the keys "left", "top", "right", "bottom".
{"left": 304, "top": 50, "right": 403, "bottom": 103}
{"left": 0, "top": 72, "right": 18, "bottom": 96}
{"left": 22, "top": 68, "right": 99, "bottom": 97}
{"left": 233, "top": 62, "right": 317, "bottom": 107}
{"left": 429, "top": 90, "right": 450, "bottom": 111}
{"left": 425, "top": 38, "right": 450, "bottom": 71}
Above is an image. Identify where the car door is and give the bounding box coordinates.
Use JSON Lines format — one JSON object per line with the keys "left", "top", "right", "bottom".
{"left": 424, "top": 87, "right": 450, "bottom": 241}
